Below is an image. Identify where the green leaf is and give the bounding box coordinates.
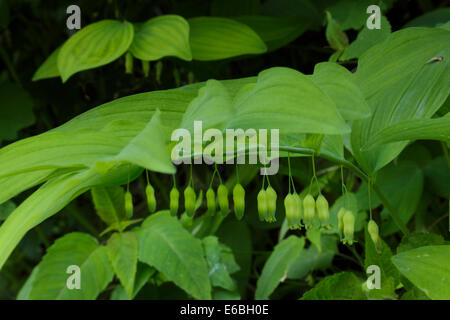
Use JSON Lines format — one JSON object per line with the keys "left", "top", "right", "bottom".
{"left": 28, "top": 232, "right": 114, "bottom": 299}
{"left": 255, "top": 235, "right": 305, "bottom": 300}
{"left": 113, "top": 110, "right": 175, "bottom": 174}
{"left": 310, "top": 62, "right": 371, "bottom": 120}
{"left": 58, "top": 20, "right": 134, "bottom": 82}
{"left": 216, "top": 219, "right": 252, "bottom": 295}
{"left": 325, "top": 11, "right": 348, "bottom": 57}
{"left": 0, "top": 80, "right": 35, "bottom": 143}
{"left": 287, "top": 235, "right": 338, "bottom": 280}
{"left": 17, "top": 265, "right": 39, "bottom": 300}
{"left": 301, "top": 272, "right": 366, "bottom": 300}
{"left": 227, "top": 67, "right": 350, "bottom": 135}
{"left": 136, "top": 211, "right": 211, "bottom": 299}
{"left": 392, "top": 245, "right": 450, "bottom": 300}
{"left": 423, "top": 156, "right": 450, "bottom": 198}
{"left": 129, "top": 15, "right": 192, "bottom": 61}
{"left": 0, "top": 164, "right": 142, "bottom": 270}
{"left": 362, "top": 114, "right": 450, "bottom": 150}
{"left": 351, "top": 27, "right": 450, "bottom": 173}
{"left": 107, "top": 232, "right": 138, "bottom": 299}
{"left": 404, "top": 8, "right": 450, "bottom": 28}
{"left": 32, "top": 47, "right": 61, "bottom": 81}
{"left": 397, "top": 232, "right": 446, "bottom": 253}
{"left": 180, "top": 79, "right": 233, "bottom": 132}
{"left": 340, "top": 16, "right": 391, "bottom": 60}
{"left": 110, "top": 263, "right": 155, "bottom": 300}
{"left": 0, "top": 111, "right": 174, "bottom": 180}
{"left": 0, "top": 200, "right": 15, "bottom": 221}
{"left": 202, "top": 236, "right": 239, "bottom": 291}
{"left": 306, "top": 228, "right": 321, "bottom": 252}
{"left": 377, "top": 162, "right": 424, "bottom": 236}
{"left": 0, "top": 169, "right": 54, "bottom": 205}
{"left": 234, "top": 15, "right": 310, "bottom": 51}
{"left": 91, "top": 186, "right": 126, "bottom": 226}
{"left": 327, "top": 0, "right": 373, "bottom": 31}
{"left": 188, "top": 17, "right": 267, "bottom": 60}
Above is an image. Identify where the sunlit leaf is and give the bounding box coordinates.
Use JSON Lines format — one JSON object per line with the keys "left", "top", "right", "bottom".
{"left": 58, "top": 20, "right": 134, "bottom": 82}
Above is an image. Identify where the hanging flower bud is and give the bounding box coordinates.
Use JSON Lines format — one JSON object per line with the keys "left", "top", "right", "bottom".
{"left": 368, "top": 220, "right": 382, "bottom": 253}
{"left": 217, "top": 184, "right": 229, "bottom": 216}
{"left": 303, "top": 194, "right": 315, "bottom": 228}
{"left": 233, "top": 183, "right": 245, "bottom": 220}
{"left": 142, "top": 60, "right": 150, "bottom": 77}
{"left": 337, "top": 207, "right": 346, "bottom": 239}
{"left": 265, "top": 186, "right": 277, "bottom": 222}
{"left": 316, "top": 194, "right": 330, "bottom": 226}
{"left": 343, "top": 210, "right": 355, "bottom": 245}
{"left": 206, "top": 188, "right": 216, "bottom": 216}
{"left": 169, "top": 187, "right": 179, "bottom": 217}
{"left": 257, "top": 189, "right": 268, "bottom": 221}
{"left": 145, "top": 184, "right": 156, "bottom": 213}
{"left": 284, "top": 193, "right": 299, "bottom": 229}
{"left": 125, "top": 52, "right": 133, "bottom": 74}
{"left": 295, "top": 194, "right": 303, "bottom": 221}
{"left": 124, "top": 190, "right": 133, "bottom": 219}
{"left": 184, "top": 186, "right": 196, "bottom": 217}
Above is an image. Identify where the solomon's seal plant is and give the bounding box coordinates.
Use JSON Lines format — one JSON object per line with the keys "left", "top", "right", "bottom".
{"left": 0, "top": 0, "right": 449, "bottom": 301}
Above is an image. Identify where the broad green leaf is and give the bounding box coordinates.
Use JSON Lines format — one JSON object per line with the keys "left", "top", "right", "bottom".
{"left": 287, "top": 235, "right": 338, "bottom": 280}
{"left": 423, "top": 156, "right": 450, "bottom": 198}
{"left": 110, "top": 263, "right": 155, "bottom": 300}
{"left": 114, "top": 110, "right": 175, "bottom": 174}
{"left": 351, "top": 27, "right": 450, "bottom": 174}
{"left": 340, "top": 16, "right": 391, "bottom": 61}
{"left": 377, "top": 162, "right": 424, "bottom": 236}
{"left": 0, "top": 200, "right": 15, "bottom": 221}
{"left": 129, "top": 15, "right": 192, "bottom": 61}
{"left": 325, "top": 11, "right": 348, "bottom": 59}
{"left": 320, "top": 134, "right": 344, "bottom": 160}
{"left": 32, "top": 47, "right": 60, "bottom": 81}
{"left": 0, "top": 111, "right": 174, "bottom": 179}
{"left": 310, "top": 62, "right": 371, "bottom": 120}
{"left": 255, "top": 235, "right": 305, "bottom": 300}
{"left": 301, "top": 272, "right": 366, "bottom": 300}
{"left": 392, "top": 245, "right": 450, "bottom": 300}
{"left": 327, "top": 0, "right": 373, "bottom": 31}
{"left": 306, "top": 228, "right": 321, "bottom": 252}
{"left": 180, "top": 79, "right": 233, "bottom": 132}
{"left": 234, "top": 15, "right": 310, "bottom": 51}
{"left": 0, "top": 80, "right": 35, "bottom": 143}
{"left": 188, "top": 17, "right": 267, "bottom": 60}
{"left": 0, "top": 130, "right": 125, "bottom": 179}
{"left": 364, "top": 226, "right": 399, "bottom": 299}
{"left": 0, "top": 164, "right": 142, "bottom": 270}
{"left": 136, "top": 211, "right": 211, "bottom": 299}
{"left": 228, "top": 67, "right": 350, "bottom": 135}
{"left": 363, "top": 114, "right": 450, "bottom": 150}
{"left": 58, "top": 20, "right": 134, "bottom": 82}
{"left": 397, "top": 232, "right": 446, "bottom": 253}
{"left": 28, "top": 232, "right": 113, "bottom": 299}
{"left": 56, "top": 77, "right": 256, "bottom": 134}
{"left": 404, "top": 8, "right": 450, "bottom": 28}
{"left": 0, "top": 169, "right": 54, "bottom": 205}
{"left": 216, "top": 219, "right": 252, "bottom": 295}
{"left": 202, "top": 236, "right": 239, "bottom": 291}
{"left": 17, "top": 266, "right": 40, "bottom": 300}
{"left": 91, "top": 186, "right": 126, "bottom": 226}
{"left": 107, "top": 232, "right": 138, "bottom": 299}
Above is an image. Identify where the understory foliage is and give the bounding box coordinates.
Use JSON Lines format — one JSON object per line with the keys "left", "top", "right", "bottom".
{"left": 0, "top": 0, "right": 449, "bottom": 300}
